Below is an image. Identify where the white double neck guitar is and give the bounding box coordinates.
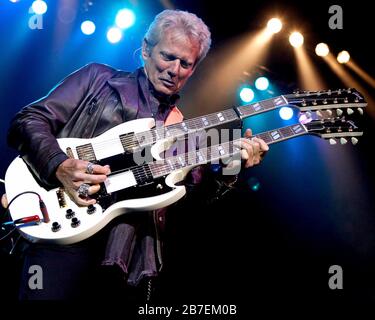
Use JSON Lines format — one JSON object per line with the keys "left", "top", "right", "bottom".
{"left": 4, "top": 99, "right": 365, "bottom": 244}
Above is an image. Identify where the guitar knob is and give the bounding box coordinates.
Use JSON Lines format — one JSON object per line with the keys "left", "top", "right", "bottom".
{"left": 87, "top": 205, "right": 96, "bottom": 215}
{"left": 351, "top": 137, "right": 359, "bottom": 145}
{"left": 358, "top": 108, "right": 364, "bottom": 115}
{"left": 65, "top": 209, "right": 75, "bottom": 219}
{"left": 326, "top": 109, "right": 333, "bottom": 116}
{"left": 71, "top": 217, "right": 81, "bottom": 228}
{"left": 329, "top": 138, "right": 337, "bottom": 145}
{"left": 340, "top": 138, "right": 348, "bottom": 145}
{"left": 336, "top": 109, "right": 343, "bottom": 116}
{"left": 51, "top": 222, "right": 61, "bottom": 232}
{"left": 347, "top": 108, "right": 354, "bottom": 115}
{"left": 316, "top": 110, "right": 323, "bottom": 118}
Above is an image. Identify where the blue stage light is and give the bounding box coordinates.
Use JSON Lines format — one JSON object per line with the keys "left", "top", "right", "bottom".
{"left": 239, "top": 87, "right": 255, "bottom": 103}
{"left": 255, "top": 77, "right": 269, "bottom": 91}
{"left": 279, "top": 107, "right": 294, "bottom": 120}
{"left": 115, "top": 9, "right": 136, "bottom": 29}
{"left": 107, "top": 27, "right": 123, "bottom": 44}
{"left": 81, "top": 20, "right": 96, "bottom": 35}
{"left": 31, "top": 0, "right": 47, "bottom": 15}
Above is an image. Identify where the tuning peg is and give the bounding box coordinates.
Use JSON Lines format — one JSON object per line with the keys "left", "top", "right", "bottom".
{"left": 301, "top": 99, "right": 307, "bottom": 107}
{"left": 312, "top": 100, "right": 317, "bottom": 105}
{"left": 358, "top": 108, "right": 364, "bottom": 115}
{"left": 347, "top": 108, "right": 354, "bottom": 115}
{"left": 336, "top": 108, "right": 343, "bottom": 116}
{"left": 338, "top": 89, "right": 342, "bottom": 95}
{"left": 354, "top": 97, "right": 359, "bottom": 102}
{"left": 340, "top": 138, "right": 348, "bottom": 145}
{"left": 351, "top": 137, "right": 359, "bottom": 145}
{"left": 323, "top": 99, "right": 328, "bottom": 104}
{"left": 344, "top": 97, "right": 349, "bottom": 103}
{"left": 329, "top": 138, "right": 337, "bottom": 145}
{"left": 327, "top": 89, "right": 332, "bottom": 95}
{"left": 333, "top": 98, "right": 338, "bottom": 104}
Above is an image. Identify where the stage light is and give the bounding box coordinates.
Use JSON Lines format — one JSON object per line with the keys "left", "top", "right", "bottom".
{"left": 31, "top": 0, "right": 47, "bottom": 15}
{"left": 279, "top": 107, "right": 293, "bottom": 120}
{"left": 255, "top": 77, "right": 269, "bottom": 91}
{"left": 337, "top": 50, "right": 350, "bottom": 64}
{"left": 9, "top": 0, "right": 20, "bottom": 3}
{"left": 107, "top": 27, "right": 122, "bottom": 44}
{"left": 115, "top": 8, "right": 136, "bottom": 29}
{"left": 266, "top": 18, "right": 282, "bottom": 34}
{"left": 289, "top": 32, "right": 304, "bottom": 48}
{"left": 248, "top": 177, "right": 261, "bottom": 192}
{"left": 315, "top": 43, "right": 329, "bottom": 57}
{"left": 239, "top": 87, "right": 255, "bottom": 103}
{"left": 81, "top": 20, "right": 96, "bottom": 35}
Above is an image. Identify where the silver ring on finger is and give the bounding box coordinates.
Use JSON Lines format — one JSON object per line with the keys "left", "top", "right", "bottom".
{"left": 86, "top": 162, "right": 94, "bottom": 174}
{"left": 77, "top": 183, "right": 90, "bottom": 197}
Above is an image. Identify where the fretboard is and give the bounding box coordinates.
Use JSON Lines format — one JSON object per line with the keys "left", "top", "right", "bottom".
{"left": 132, "top": 95, "right": 290, "bottom": 149}
{"left": 134, "top": 108, "right": 239, "bottom": 148}
{"left": 236, "top": 95, "right": 288, "bottom": 118}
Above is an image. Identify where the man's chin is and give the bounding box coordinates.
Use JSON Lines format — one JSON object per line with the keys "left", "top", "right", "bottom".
{"left": 156, "top": 84, "right": 176, "bottom": 96}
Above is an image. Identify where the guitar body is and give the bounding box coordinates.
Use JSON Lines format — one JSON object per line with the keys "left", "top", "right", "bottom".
{"left": 5, "top": 118, "right": 189, "bottom": 245}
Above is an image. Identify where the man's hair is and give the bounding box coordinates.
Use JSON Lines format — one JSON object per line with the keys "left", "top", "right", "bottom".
{"left": 144, "top": 9, "right": 211, "bottom": 65}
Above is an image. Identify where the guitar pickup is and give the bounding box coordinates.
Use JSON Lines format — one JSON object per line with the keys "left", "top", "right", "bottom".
{"left": 56, "top": 188, "right": 67, "bottom": 208}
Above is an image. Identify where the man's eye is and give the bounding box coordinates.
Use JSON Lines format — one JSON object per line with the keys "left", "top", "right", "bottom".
{"left": 162, "top": 53, "right": 173, "bottom": 60}
{"left": 181, "top": 61, "right": 191, "bottom": 69}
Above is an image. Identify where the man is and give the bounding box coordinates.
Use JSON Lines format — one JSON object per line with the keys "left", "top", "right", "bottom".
{"left": 7, "top": 9, "right": 268, "bottom": 300}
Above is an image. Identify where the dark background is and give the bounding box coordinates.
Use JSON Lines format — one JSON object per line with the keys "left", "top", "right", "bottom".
{"left": 1, "top": 0, "right": 374, "bottom": 311}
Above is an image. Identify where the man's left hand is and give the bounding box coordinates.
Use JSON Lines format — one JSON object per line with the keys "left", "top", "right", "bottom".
{"left": 239, "top": 128, "right": 269, "bottom": 168}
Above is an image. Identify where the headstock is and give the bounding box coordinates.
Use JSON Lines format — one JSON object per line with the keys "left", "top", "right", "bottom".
{"left": 303, "top": 116, "right": 363, "bottom": 145}
{"left": 285, "top": 88, "right": 367, "bottom": 117}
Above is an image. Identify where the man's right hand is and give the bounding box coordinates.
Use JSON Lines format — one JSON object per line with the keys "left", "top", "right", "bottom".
{"left": 56, "top": 159, "right": 110, "bottom": 206}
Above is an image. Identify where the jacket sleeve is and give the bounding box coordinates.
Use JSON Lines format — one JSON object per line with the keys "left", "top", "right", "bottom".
{"left": 7, "top": 63, "right": 101, "bottom": 188}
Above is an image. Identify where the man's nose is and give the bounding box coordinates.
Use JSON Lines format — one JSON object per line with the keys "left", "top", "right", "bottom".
{"left": 168, "top": 60, "right": 180, "bottom": 77}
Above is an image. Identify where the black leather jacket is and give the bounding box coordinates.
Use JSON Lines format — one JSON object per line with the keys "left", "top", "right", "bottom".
{"left": 7, "top": 63, "right": 167, "bottom": 188}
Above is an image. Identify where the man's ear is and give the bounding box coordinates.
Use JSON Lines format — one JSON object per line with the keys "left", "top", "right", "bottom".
{"left": 142, "top": 40, "right": 151, "bottom": 61}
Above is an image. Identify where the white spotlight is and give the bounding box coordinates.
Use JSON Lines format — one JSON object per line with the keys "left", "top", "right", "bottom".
{"left": 267, "top": 18, "right": 282, "bottom": 34}
{"left": 337, "top": 50, "right": 350, "bottom": 64}
{"left": 107, "top": 27, "right": 123, "bottom": 44}
{"left": 81, "top": 21, "right": 96, "bottom": 35}
{"left": 289, "top": 32, "right": 304, "bottom": 48}
{"left": 315, "top": 43, "right": 330, "bottom": 57}
{"left": 31, "top": 0, "right": 47, "bottom": 15}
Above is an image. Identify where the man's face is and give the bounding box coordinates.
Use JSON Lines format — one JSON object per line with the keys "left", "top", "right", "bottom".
{"left": 142, "top": 30, "right": 200, "bottom": 96}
